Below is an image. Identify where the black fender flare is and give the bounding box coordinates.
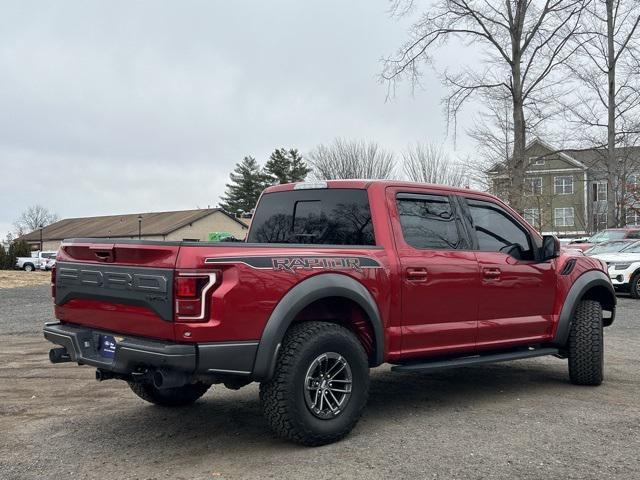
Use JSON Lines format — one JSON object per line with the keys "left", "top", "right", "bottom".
{"left": 251, "top": 273, "right": 384, "bottom": 381}
{"left": 553, "top": 270, "right": 616, "bottom": 346}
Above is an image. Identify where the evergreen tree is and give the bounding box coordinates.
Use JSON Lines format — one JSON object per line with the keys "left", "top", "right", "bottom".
{"left": 219, "top": 156, "right": 269, "bottom": 214}
{"left": 264, "top": 148, "right": 310, "bottom": 184}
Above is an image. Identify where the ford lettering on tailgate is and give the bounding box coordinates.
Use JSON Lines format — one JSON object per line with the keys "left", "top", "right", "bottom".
{"left": 55, "top": 262, "right": 174, "bottom": 321}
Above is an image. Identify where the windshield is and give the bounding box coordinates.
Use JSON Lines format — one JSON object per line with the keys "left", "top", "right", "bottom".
{"left": 248, "top": 188, "right": 375, "bottom": 245}
{"left": 588, "top": 230, "right": 626, "bottom": 243}
{"left": 585, "top": 241, "right": 630, "bottom": 255}
{"left": 620, "top": 241, "right": 640, "bottom": 254}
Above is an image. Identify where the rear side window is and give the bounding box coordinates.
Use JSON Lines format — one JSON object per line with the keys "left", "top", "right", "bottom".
{"left": 396, "top": 194, "right": 465, "bottom": 249}
{"left": 248, "top": 189, "right": 375, "bottom": 245}
{"left": 466, "top": 199, "right": 532, "bottom": 256}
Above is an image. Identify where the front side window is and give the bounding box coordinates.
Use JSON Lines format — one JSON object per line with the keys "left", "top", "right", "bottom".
{"left": 554, "top": 176, "right": 574, "bottom": 195}
{"left": 621, "top": 241, "right": 640, "bottom": 253}
{"left": 466, "top": 199, "right": 532, "bottom": 257}
{"left": 554, "top": 207, "right": 575, "bottom": 227}
{"left": 396, "top": 194, "right": 465, "bottom": 249}
{"left": 248, "top": 189, "right": 375, "bottom": 245}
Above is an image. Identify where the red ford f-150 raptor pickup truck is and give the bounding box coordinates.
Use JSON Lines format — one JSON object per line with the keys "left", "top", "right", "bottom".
{"left": 44, "top": 180, "right": 616, "bottom": 445}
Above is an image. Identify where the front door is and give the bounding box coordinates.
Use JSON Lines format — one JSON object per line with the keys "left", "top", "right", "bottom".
{"left": 389, "top": 189, "right": 480, "bottom": 360}
{"left": 461, "top": 197, "right": 556, "bottom": 349}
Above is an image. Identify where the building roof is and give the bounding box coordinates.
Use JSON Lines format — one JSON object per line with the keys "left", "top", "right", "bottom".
{"left": 487, "top": 138, "right": 640, "bottom": 174}
{"left": 18, "top": 208, "right": 248, "bottom": 242}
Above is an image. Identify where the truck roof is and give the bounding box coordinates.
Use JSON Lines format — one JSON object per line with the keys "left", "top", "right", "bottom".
{"left": 264, "top": 179, "right": 499, "bottom": 201}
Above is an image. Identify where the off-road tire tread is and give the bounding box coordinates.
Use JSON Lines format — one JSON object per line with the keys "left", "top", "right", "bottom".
{"left": 568, "top": 300, "right": 603, "bottom": 386}
{"left": 260, "top": 321, "right": 369, "bottom": 446}
{"left": 127, "top": 381, "right": 210, "bottom": 407}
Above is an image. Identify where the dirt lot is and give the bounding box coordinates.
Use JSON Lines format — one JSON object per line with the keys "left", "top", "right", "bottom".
{"left": 1, "top": 285, "right": 639, "bottom": 480}
{"left": 0, "top": 270, "right": 50, "bottom": 289}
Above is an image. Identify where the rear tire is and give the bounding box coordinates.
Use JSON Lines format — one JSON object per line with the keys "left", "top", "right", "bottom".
{"left": 630, "top": 272, "right": 640, "bottom": 299}
{"left": 568, "top": 300, "right": 603, "bottom": 386}
{"left": 23, "top": 264, "right": 34, "bottom": 272}
{"left": 260, "top": 321, "right": 370, "bottom": 446}
{"left": 127, "top": 381, "right": 210, "bottom": 407}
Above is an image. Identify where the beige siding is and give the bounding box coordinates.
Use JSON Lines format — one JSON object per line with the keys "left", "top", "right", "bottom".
{"left": 165, "top": 211, "right": 248, "bottom": 241}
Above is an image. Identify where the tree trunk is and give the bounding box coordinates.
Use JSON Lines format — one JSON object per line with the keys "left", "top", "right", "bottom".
{"left": 606, "top": 0, "right": 618, "bottom": 227}
{"left": 508, "top": 2, "right": 527, "bottom": 214}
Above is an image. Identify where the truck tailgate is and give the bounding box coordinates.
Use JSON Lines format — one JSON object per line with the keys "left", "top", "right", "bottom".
{"left": 53, "top": 241, "right": 180, "bottom": 341}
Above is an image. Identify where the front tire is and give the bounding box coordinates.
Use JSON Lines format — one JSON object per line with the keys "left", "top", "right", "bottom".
{"left": 260, "top": 322, "right": 370, "bottom": 446}
{"left": 127, "top": 381, "right": 210, "bottom": 407}
{"left": 568, "top": 300, "right": 603, "bottom": 386}
{"left": 630, "top": 272, "right": 640, "bottom": 299}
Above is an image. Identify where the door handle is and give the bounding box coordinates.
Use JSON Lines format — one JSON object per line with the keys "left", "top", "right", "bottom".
{"left": 482, "top": 267, "right": 501, "bottom": 279}
{"left": 406, "top": 267, "right": 428, "bottom": 282}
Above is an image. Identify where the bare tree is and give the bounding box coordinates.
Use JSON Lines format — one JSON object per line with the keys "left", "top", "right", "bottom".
{"left": 382, "top": 0, "right": 587, "bottom": 212}
{"left": 563, "top": 0, "right": 640, "bottom": 226}
{"left": 13, "top": 205, "right": 59, "bottom": 236}
{"left": 402, "top": 142, "right": 468, "bottom": 186}
{"left": 308, "top": 138, "right": 397, "bottom": 180}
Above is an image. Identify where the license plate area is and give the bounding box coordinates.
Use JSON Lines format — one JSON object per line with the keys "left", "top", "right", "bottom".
{"left": 98, "top": 335, "right": 117, "bottom": 359}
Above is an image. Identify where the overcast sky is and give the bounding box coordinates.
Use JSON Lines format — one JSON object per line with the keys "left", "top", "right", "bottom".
{"left": 0, "top": 0, "right": 479, "bottom": 237}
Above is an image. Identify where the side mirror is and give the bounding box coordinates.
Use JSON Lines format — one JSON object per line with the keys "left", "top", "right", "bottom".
{"left": 541, "top": 235, "right": 560, "bottom": 260}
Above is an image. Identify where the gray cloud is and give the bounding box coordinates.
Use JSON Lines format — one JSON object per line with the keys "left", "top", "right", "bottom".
{"left": 0, "top": 0, "right": 475, "bottom": 236}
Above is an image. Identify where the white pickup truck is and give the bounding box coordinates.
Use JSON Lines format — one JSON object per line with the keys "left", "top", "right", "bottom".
{"left": 16, "top": 251, "right": 57, "bottom": 272}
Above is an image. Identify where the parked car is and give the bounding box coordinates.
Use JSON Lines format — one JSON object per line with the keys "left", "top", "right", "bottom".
{"left": 592, "top": 241, "right": 640, "bottom": 298}
{"left": 569, "top": 228, "right": 640, "bottom": 251}
{"left": 40, "top": 256, "right": 57, "bottom": 271}
{"left": 44, "top": 180, "right": 615, "bottom": 446}
{"left": 584, "top": 240, "right": 635, "bottom": 256}
{"left": 16, "top": 251, "right": 57, "bottom": 272}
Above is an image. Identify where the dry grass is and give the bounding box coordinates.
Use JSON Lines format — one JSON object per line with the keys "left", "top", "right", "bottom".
{"left": 0, "top": 270, "right": 51, "bottom": 289}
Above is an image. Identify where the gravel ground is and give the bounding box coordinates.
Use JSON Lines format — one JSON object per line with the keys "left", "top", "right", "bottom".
{"left": 1, "top": 285, "right": 639, "bottom": 479}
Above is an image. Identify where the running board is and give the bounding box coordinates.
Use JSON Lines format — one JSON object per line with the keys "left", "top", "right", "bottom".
{"left": 391, "top": 348, "right": 560, "bottom": 373}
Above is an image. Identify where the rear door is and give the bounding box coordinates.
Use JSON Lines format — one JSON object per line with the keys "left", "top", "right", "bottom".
{"left": 388, "top": 188, "right": 480, "bottom": 359}
{"left": 459, "top": 197, "right": 556, "bottom": 349}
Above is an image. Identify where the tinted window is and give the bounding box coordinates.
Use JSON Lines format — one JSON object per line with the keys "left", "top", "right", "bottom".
{"left": 248, "top": 189, "right": 375, "bottom": 245}
{"left": 627, "top": 230, "right": 640, "bottom": 239}
{"left": 397, "top": 194, "right": 465, "bottom": 249}
{"left": 467, "top": 200, "right": 532, "bottom": 256}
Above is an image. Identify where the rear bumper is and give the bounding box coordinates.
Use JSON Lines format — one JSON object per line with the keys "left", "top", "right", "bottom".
{"left": 43, "top": 322, "right": 259, "bottom": 377}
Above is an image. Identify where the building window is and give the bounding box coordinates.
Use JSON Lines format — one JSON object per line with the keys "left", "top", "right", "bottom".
{"left": 592, "top": 181, "right": 607, "bottom": 202}
{"left": 555, "top": 207, "right": 575, "bottom": 227}
{"left": 628, "top": 174, "right": 639, "bottom": 192}
{"left": 523, "top": 208, "right": 540, "bottom": 227}
{"left": 554, "top": 176, "right": 574, "bottom": 195}
{"left": 525, "top": 177, "right": 543, "bottom": 196}
{"left": 593, "top": 212, "right": 607, "bottom": 231}
{"left": 530, "top": 156, "right": 545, "bottom": 166}
{"left": 627, "top": 210, "right": 640, "bottom": 226}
